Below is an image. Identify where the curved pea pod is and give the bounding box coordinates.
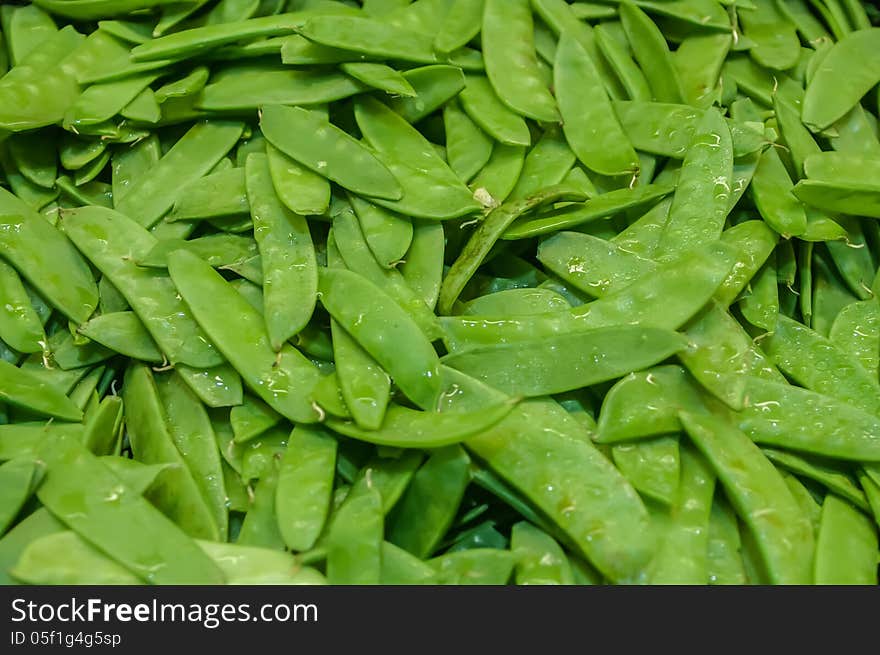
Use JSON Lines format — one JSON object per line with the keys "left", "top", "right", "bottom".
{"left": 327, "top": 398, "right": 515, "bottom": 448}
{"left": 762, "top": 448, "right": 869, "bottom": 512}
{"left": 482, "top": 0, "right": 558, "bottom": 123}
{"left": 401, "top": 220, "right": 444, "bottom": 312}
{"left": 326, "top": 485, "right": 383, "bottom": 584}
{"left": 0, "top": 359, "right": 82, "bottom": 422}
{"left": 114, "top": 120, "right": 245, "bottom": 229}
{"left": 139, "top": 234, "right": 258, "bottom": 272}
{"left": 348, "top": 194, "right": 412, "bottom": 269}
{"left": 77, "top": 311, "right": 162, "bottom": 363}
{"left": 198, "top": 64, "right": 367, "bottom": 112}
{"left": 443, "top": 99, "right": 494, "bottom": 183}
{"left": 341, "top": 62, "right": 414, "bottom": 97}
{"left": 380, "top": 541, "right": 437, "bottom": 584}
{"left": 761, "top": 314, "right": 880, "bottom": 417}
{"left": 275, "top": 426, "right": 336, "bottom": 553}
{"left": 793, "top": 186, "right": 880, "bottom": 219}
{"left": 463, "top": 288, "right": 570, "bottom": 316}
{"left": 167, "top": 249, "right": 321, "bottom": 424}
{"left": 429, "top": 549, "right": 515, "bottom": 585}
{"left": 555, "top": 30, "right": 638, "bottom": 177}
{"left": 501, "top": 182, "right": 673, "bottom": 239}
{"left": 469, "top": 143, "right": 526, "bottom": 206}
{"left": 749, "top": 147, "right": 807, "bottom": 238}
{"left": 266, "top": 143, "right": 330, "bottom": 217}
{"left": 659, "top": 107, "right": 733, "bottom": 259}
{"left": 511, "top": 521, "right": 574, "bottom": 585}
{"left": 814, "top": 494, "right": 878, "bottom": 585}
{"left": 646, "top": 446, "right": 715, "bottom": 584}
{"left": 231, "top": 395, "right": 281, "bottom": 444}
{"left": 443, "top": 326, "right": 684, "bottom": 397}
{"left": 11, "top": 530, "right": 140, "bottom": 585}
{"left": 0, "top": 260, "right": 45, "bottom": 354}
{"left": 714, "top": 220, "right": 778, "bottom": 306}
{"left": 802, "top": 28, "right": 880, "bottom": 130}
{"left": 442, "top": 371, "right": 654, "bottom": 582}
{"left": 36, "top": 431, "right": 224, "bottom": 584}
{"left": 0, "top": 422, "right": 83, "bottom": 462}
{"left": 619, "top": 2, "right": 684, "bottom": 103}
{"left": 166, "top": 168, "right": 249, "bottom": 222}
{"left": 439, "top": 185, "right": 587, "bottom": 314}
{"left": 736, "top": 376, "right": 880, "bottom": 461}
{"left": 237, "top": 460, "right": 285, "bottom": 551}
{"left": 459, "top": 75, "right": 531, "bottom": 147}
{"left": 674, "top": 33, "right": 731, "bottom": 109}
{"left": 61, "top": 206, "right": 222, "bottom": 368}
{"left": 354, "top": 97, "right": 481, "bottom": 220}
{"left": 386, "top": 64, "right": 466, "bottom": 124}
{"left": 197, "top": 540, "right": 325, "bottom": 585}
{"left": 0, "top": 188, "right": 97, "bottom": 324}
{"left": 318, "top": 267, "right": 440, "bottom": 410}
{"left": 331, "top": 317, "right": 390, "bottom": 431}
{"left": 296, "top": 14, "right": 436, "bottom": 64}
{"left": 260, "top": 105, "right": 401, "bottom": 202}
{"left": 738, "top": 0, "right": 801, "bottom": 71}
{"left": 176, "top": 363, "right": 243, "bottom": 409}
{"left": 0, "top": 457, "right": 39, "bottom": 534}
{"left": 679, "top": 411, "right": 814, "bottom": 585}
{"left": 829, "top": 299, "right": 880, "bottom": 378}
{"left": 594, "top": 22, "right": 651, "bottom": 103}
{"left": 82, "top": 395, "right": 123, "bottom": 457}
{"left": 122, "top": 365, "right": 221, "bottom": 541}
{"left": 612, "top": 436, "right": 681, "bottom": 507}
{"left": 245, "top": 154, "right": 317, "bottom": 350}
{"left": 596, "top": 366, "right": 706, "bottom": 444}
{"left": 8, "top": 131, "right": 57, "bottom": 189}
{"left": 739, "top": 260, "right": 778, "bottom": 331}
{"left": 508, "top": 128, "right": 577, "bottom": 202}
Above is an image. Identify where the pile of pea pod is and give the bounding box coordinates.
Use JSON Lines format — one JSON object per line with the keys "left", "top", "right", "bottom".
{"left": 1, "top": 0, "right": 880, "bottom": 586}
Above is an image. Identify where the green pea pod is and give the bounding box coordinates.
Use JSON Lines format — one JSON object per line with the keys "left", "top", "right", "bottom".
{"left": 706, "top": 498, "right": 747, "bottom": 585}
{"left": 762, "top": 448, "right": 869, "bottom": 512}
{"left": 36, "top": 431, "right": 224, "bottom": 584}
{"left": 829, "top": 299, "right": 880, "bottom": 378}
{"left": 0, "top": 359, "right": 82, "bottom": 422}
{"left": 674, "top": 33, "right": 731, "bottom": 108}
{"left": 77, "top": 311, "right": 162, "bottom": 363}
{"left": 0, "top": 422, "right": 84, "bottom": 462}
{"left": 555, "top": 30, "right": 638, "bottom": 177}
{"left": 387, "top": 65, "right": 466, "bottom": 124}
{"left": 594, "top": 22, "right": 651, "bottom": 102}
{"left": 331, "top": 317, "right": 391, "bottom": 431}
{"left": 167, "top": 249, "right": 321, "bottom": 424}
{"left": 794, "top": 182, "right": 880, "bottom": 219}
{"left": 508, "top": 128, "right": 577, "bottom": 201}
{"left": 739, "top": 259, "right": 779, "bottom": 331}
{"left": 296, "top": 14, "right": 436, "bottom": 64}
{"left": 114, "top": 120, "right": 244, "bottom": 229}
{"left": 0, "top": 259, "right": 45, "bottom": 354}
{"left": 341, "top": 62, "right": 414, "bottom": 96}
{"left": 326, "top": 485, "right": 383, "bottom": 584}
{"left": 349, "top": 194, "right": 413, "bottom": 269}
{"left": 736, "top": 376, "right": 880, "bottom": 461}
{"left": 11, "top": 530, "right": 141, "bottom": 584}
{"left": 434, "top": 0, "right": 484, "bottom": 54}
{"left": 680, "top": 411, "right": 814, "bottom": 584}
{"left": 261, "top": 104, "right": 401, "bottom": 202}
{"left": 380, "top": 541, "right": 437, "bottom": 584}
{"left": 111, "top": 133, "right": 160, "bottom": 203}
{"left": 237, "top": 458, "right": 285, "bottom": 551}
{"left": 166, "top": 168, "right": 249, "bottom": 222}
{"left": 231, "top": 395, "right": 281, "bottom": 444}
{"left": 459, "top": 75, "right": 531, "bottom": 147}
{"left": 738, "top": 0, "right": 801, "bottom": 71}
{"left": 176, "top": 363, "right": 243, "bottom": 408}
{"left": 612, "top": 436, "right": 681, "bottom": 506}
{"left": 647, "top": 445, "right": 715, "bottom": 584}
{"left": 318, "top": 267, "right": 440, "bottom": 410}
{"left": 122, "top": 364, "right": 221, "bottom": 541}
{"left": 802, "top": 28, "right": 880, "bottom": 130}
{"left": 620, "top": 2, "right": 684, "bottom": 103}
{"left": 8, "top": 131, "right": 57, "bottom": 189}
{"left": 266, "top": 143, "right": 331, "bottom": 217}
{"left": 814, "top": 494, "right": 878, "bottom": 584}
{"left": 511, "top": 521, "right": 574, "bottom": 585}
{"left": 327, "top": 398, "right": 516, "bottom": 448}
{"left": 154, "top": 66, "right": 209, "bottom": 102}
{"left": 275, "top": 426, "right": 336, "bottom": 552}
{"left": 715, "top": 220, "right": 778, "bottom": 306}
{"left": 443, "top": 98, "right": 494, "bottom": 183}
{"left": 0, "top": 457, "right": 39, "bottom": 534}
{"left": 64, "top": 72, "right": 158, "bottom": 129}
{"left": 470, "top": 143, "right": 526, "bottom": 206}
{"left": 463, "top": 288, "right": 570, "bottom": 315}
{"left": 354, "top": 97, "right": 481, "bottom": 220}
{"left": 198, "top": 540, "right": 326, "bottom": 584}
{"left": 400, "top": 220, "right": 444, "bottom": 312}
{"left": 429, "top": 549, "right": 515, "bottom": 585}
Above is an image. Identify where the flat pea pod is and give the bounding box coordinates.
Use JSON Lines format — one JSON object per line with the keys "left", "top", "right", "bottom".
{"left": 596, "top": 365, "right": 705, "bottom": 444}
{"left": 331, "top": 316, "right": 391, "bottom": 431}
{"left": 7, "top": 131, "right": 57, "bottom": 189}
{"left": 0, "top": 259, "right": 45, "bottom": 353}
{"left": 1, "top": 5, "right": 57, "bottom": 66}
{"left": 11, "top": 530, "right": 140, "bottom": 585}
{"left": 139, "top": 234, "right": 258, "bottom": 271}
{"left": 176, "top": 363, "right": 243, "bottom": 409}
{"left": 296, "top": 14, "right": 437, "bottom": 64}
{"left": 814, "top": 494, "right": 878, "bottom": 584}
{"left": 0, "top": 457, "right": 39, "bottom": 534}
{"left": 111, "top": 133, "right": 160, "bottom": 204}
{"left": 77, "top": 311, "right": 162, "bottom": 363}
{"left": 738, "top": 0, "right": 801, "bottom": 71}
{"left": 434, "top": 0, "right": 484, "bottom": 54}
{"left": 231, "top": 395, "right": 281, "bottom": 444}
{"left": 340, "top": 62, "right": 415, "bottom": 97}
{"left": 199, "top": 540, "right": 325, "bottom": 585}
{"left": 354, "top": 97, "right": 481, "bottom": 220}
{"left": 761, "top": 314, "right": 880, "bottom": 417}
{"left": 318, "top": 266, "right": 440, "bottom": 410}
{"left": 793, "top": 179, "right": 880, "bottom": 220}
{"left": 387, "top": 65, "right": 467, "bottom": 125}
{"left": 829, "top": 299, "right": 880, "bottom": 378}
{"left": 674, "top": 33, "right": 731, "bottom": 109}
{"left": 155, "top": 371, "right": 228, "bottom": 540}
{"left": 736, "top": 376, "right": 880, "bottom": 461}
{"left": 443, "top": 98, "right": 494, "bottom": 183}
{"left": 64, "top": 72, "right": 157, "bottom": 129}
{"left": 459, "top": 75, "right": 531, "bottom": 147}
{"left": 167, "top": 249, "right": 321, "bottom": 424}
{"left": 647, "top": 445, "right": 715, "bottom": 584}
{"left": 246, "top": 153, "right": 317, "bottom": 350}
{"left": 443, "top": 326, "right": 684, "bottom": 397}
{"left": 508, "top": 127, "right": 577, "bottom": 201}
{"left": 327, "top": 398, "right": 515, "bottom": 449}
{"left": 36, "top": 431, "right": 224, "bottom": 584}
{"left": 739, "top": 259, "right": 779, "bottom": 331}
{"left": 429, "top": 549, "right": 515, "bottom": 585}
{"left": 594, "top": 22, "right": 652, "bottom": 103}
{"left": 266, "top": 143, "right": 330, "bottom": 217}
{"left": 82, "top": 395, "right": 123, "bottom": 457}
{"left": 0, "top": 508, "right": 64, "bottom": 585}
{"left": 122, "top": 364, "right": 221, "bottom": 541}
{"left": 482, "top": 0, "right": 558, "bottom": 123}
{"left": 659, "top": 107, "right": 733, "bottom": 259}
{"left": 387, "top": 446, "right": 470, "bottom": 559}
{"left": 0, "top": 359, "right": 81, "bottom": 422}
{"left": 511, "top": 521, "right": 574, "bottom": 585}
{"left": 237, "top": 459, "right": 285, "bottom": 551}
{"left": 555, "top": 30, "right": 639, "bottom": 177}
{"left": 620, "top": 2, "right": 684, "bottom": 103}
{"left": 0, "top": 422, "right": 84, "bottom": 462}
{"left": 802, "top": 28, "right": 880, "bottom": 130}
{"left": 463, "top": 288, "right": 570, "bottom": 315}
{"left": 260, "top": 104, "right": 402, "bottom": 202}
{"left": 750, "top": 146, "right": 807, "bottom": 238}
{"left": 706, "top": 498, "right": 747, "bottom": 585}
{"left": 61, "top": 206, "right": 223, "bottom": 368}
{"left": 0, "top": 187, "right": 97, "bottom": 324}
{"left": 679, "top": 411, "right": 814, "bottom": 585}
{"left": 380, "top": 541, "right": 437, "bottom": 584}
{"left": 275, "top": 426, "right": 336, "bottom": 552}
{"left": 442, "top": 373, "right": 654, "bottom": 583}
{"left": 612, "top": 436, "right": 681, "bottom": 506}
{"left": 401, "top": 220, "right": 445, "bottom": 312}
{"left": 326, "top": 485, "right": 383, "bottom": 585}
{"left": 349, "top": 194, "right": 412, "bottom": 269}
{"left": 439, "top": 185, "right": 586, "bottom": 314}
{"left": 114, "top": 121, "right": 244, "bottom": 229}
{"left": 166, "top": 168, "right": 248, "bottom": 222}
{"left": 762, "top": 447, "right": 869, "bottom": 512}
{"left": 154, "top": 66, "right": 210, "bottom": 103}
{"left": 469, "top": 143, "right": 526, "bottom": 206}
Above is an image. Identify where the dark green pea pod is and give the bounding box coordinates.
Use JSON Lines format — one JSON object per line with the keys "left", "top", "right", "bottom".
{"left": 0, "top": 457, "right": 40, "bottom": 535}
{"left": 82, "top": 395, "right": 123, "bottom": 457}
{"left": 7, "top": 131, "right": 57, "bottom": 189}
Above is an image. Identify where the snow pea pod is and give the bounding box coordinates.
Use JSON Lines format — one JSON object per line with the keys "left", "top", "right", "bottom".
{"left": 199, "top": 540, "right": 325, "bottom": 584}
{"left": 463, "top": 288, "right": 570, "bottom": 315}
{"left": 594, "top": 22, "right": 651, "bottom": 103}
{"left": 829, "top": 299, "right": 880, "bottom": 378}
{"left": 139, "top": 234, "right": 257, "bottom": 271}
{"left": 77, "top": 311, "right": 162, "bottom": 363}
{"left": 429, "top": 549, "right": 515, "bottom": 584}
{"left": 793, "top": 180, "right": 880, "bottom": 219}
{"left": 508, "top": 128, "right": 577, "bottom": 201}
{"left": 470, "top": 143, "right": 526, "bottom": 206}
{"left": 459, "top": 75, "right": 531, "bottom": 147}
{"left": 762, "top": 448, "right": 869, "bottom": 512}
{"left": 167, "top": 168, "right": 249, "bottom": 222}
{"left": 176, "top": 363, "right": 243, "bottom": 409}
{"left": 750, "top": 146, "right": 806, "bottom": 238}
{"left": 331, "top": 315, "right": 390, "bottom": 431}
{"left": 443, "top": 98, "right": 494, "bottom": 183}
{"left": 440, "top": 185, "right": 586, "bottom": 314}
{"left": 237, "top": 460, "right": 285, "bottom": 551}
{"left": 555, "top": 30, "right": 638, "bottom": 177}
{"left": 36, "top": 431, "right": 224, "bottom": 584}
{"left": 266, "top": 143, "right": 330, "bottom": 217}
{"left": 167, "top": 249, "right": 321, "bottom": 424}
{"left": 61, "top": 206, "right": 223, "bottom": 368}
{"left": 802, "top": 28, "right": 880, "bottom": 130}
{"left": 326, "top": 485, "right": 382, "bottom": 584}
{"left": 434, "top": 0, "right": 483, "bottom": 53}
{"left": 340, "top": 62, "right": 415, "bottom": 97}
{"left": 0, "top": 457, "right": 39, "bottom": 535}
{"left": 680, "top": 411, "right": 814, "bottom": 584}
{"left": 12, "top": 530, "right": 140, "bottom": 584}
{"left": 401, "top": 220, "right": 444, "bottom": 312}
{"left": 114, "top": 120, "right": 244, "bottom": 229}
{"left": 0, "top": 422, "right": 84, "bottom": 462}
{"left": 246, "top": 153, "right": 317, "bottom": 350}
{"left": 739, "top": 259, "right": 779, "bottom": 331}
{"left": 483, "top": 0, "right": 558, "bottom": 123}
{"left": 261, "top": 104, "right": 402, "bottom": 202}
{"left": 0, "top": 359, "right": 82, "bottom": 422}
{"left": 231, "top": 395, "right": 281, "bottom": 444}
{"left": 349, "top": 195, "right": 412, "bottom": 269}
{"left": 64, "top": 72, "right": 157, "bottom": 129}
{"left": 612, "top": 436, "right": 681, "bottom": 506}
{"left": 814, "top": 494, "right": 878, "bottom": 584}
{"left": 620, "top": 2, "right": 684, "bottom": 103}
{"left": 738, "top": 0, "right": 801, "bottom": 71}
{"left": 123, "top": 364, "right": 221, "bottom": 541}
{"left": 674, "top": 33, "right": 731, "bottom": 109}
{"left": 706, "top": 498, "right": 747, "bottom": 585}
{"left": 511, "top": 521, "right": 574, "bottom": 585}
{"left": 387, "top": 65, "right": 466, "bottom": 125}
{"left": 8, "top": 132, "right": 56, "bottom": 189}
{"left": 444, "top": 326, "right": 684, "bottom": 397}
{"left": 275, "top": 426, "right": 336, "bottom": 552}
{"left": 0, "top": 259, "right": 45, "bottom": 354}
{"left": 298, "top": 14, "right": 439, "bottom": 64}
